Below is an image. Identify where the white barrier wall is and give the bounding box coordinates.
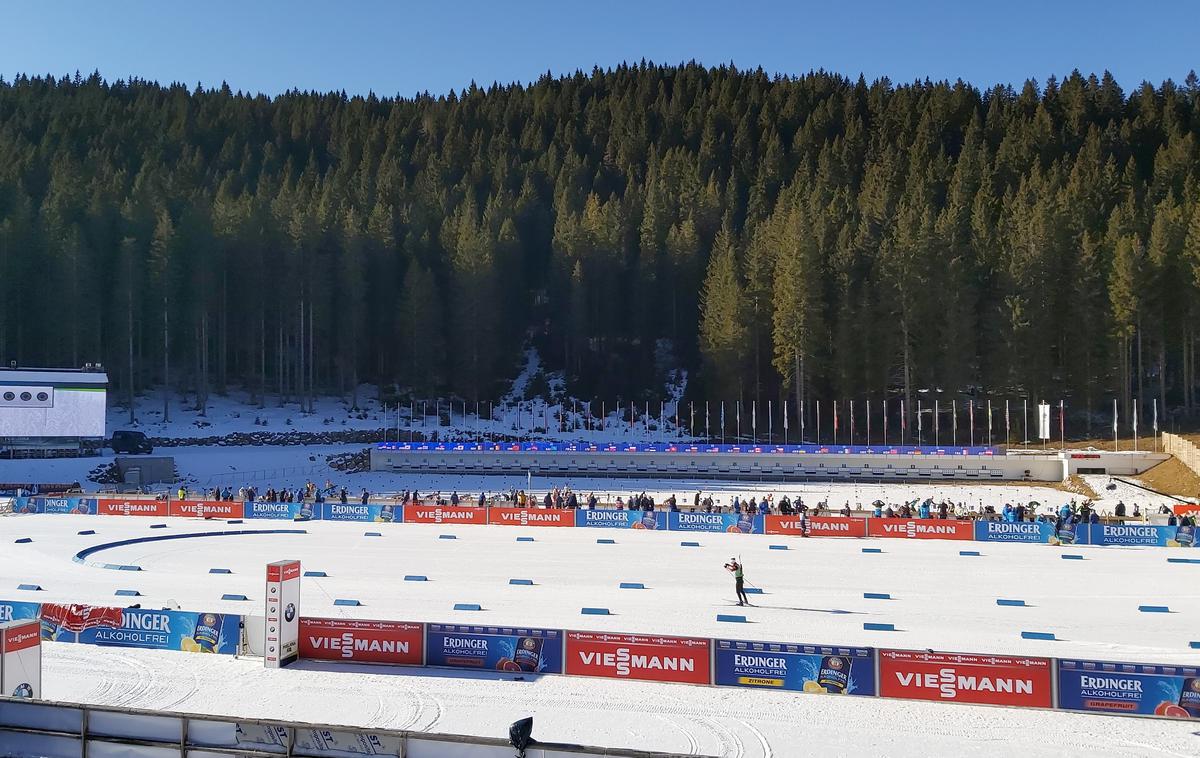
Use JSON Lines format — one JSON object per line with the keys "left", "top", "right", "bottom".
{"left": 0, "top": 697, "right": 675, "bottom": 758}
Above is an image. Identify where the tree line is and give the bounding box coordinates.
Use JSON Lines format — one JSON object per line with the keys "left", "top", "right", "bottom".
{"left": 0, "top": 65, "right": 1199, "bottom": 434}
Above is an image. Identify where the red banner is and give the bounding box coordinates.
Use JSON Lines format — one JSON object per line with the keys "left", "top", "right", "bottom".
{"left": 402, "top": 505, "right": 488, "bottom": 524}
{"left": 168, "top": 500, "right": 244, "bottom": 519}
{"left": 763, "top": 515, "right": 867, "bottom": 537}
{"left": 565, "top": 631, "right": 711, "bottom": 684}
{"left": 299, "top": 617, "right": 424, "bottom": 665}
{"left": 266, "top": 560, "right": 301, "bottom": 582}
{"left": 487, "top": 507, "right": 574, "bottom": 527}
{"left": 867, "top": 518, "right": 974, "bottom": 540}
{"left": 879, "top": 649, "right": 1053, "bottom": 708}
{"left": 1173, "top": 503, "right": 1200, "bottom": 517}
{"left": 95, "top": 498, "right": 168, "bottom": 517}
{"left": 3, "top": 620, "right": 41, "bottom": 652}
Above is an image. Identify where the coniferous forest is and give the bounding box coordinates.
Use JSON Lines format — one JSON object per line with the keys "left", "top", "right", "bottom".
{"left": 2, "top": 64, "right": 1200, "bottom": 432}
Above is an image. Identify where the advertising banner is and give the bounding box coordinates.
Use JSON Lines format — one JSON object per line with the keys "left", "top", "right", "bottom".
{"left": 168, "top": 499, "right": 244, "bottom": 519}
{"left": 714, "top": 639, "right": 875, "bottom": 695}
{"left": 565, "top": 631, "right": 711, "bottom": 684}
{"left": 402, "top": 505, "right": 487, "bottom": 525}
{"left": 425, "top": 623, "right": 563, "bottom": 674}
{"left": 878, "top": 649, "right": 1053, "bottom": 708}
{"left": 35, "top": 496, "right": 97, "bottom": 515}
{"left": 0, "top": 600, "right": 41, "bottom": 624}
{"left": 244, "top": 501, "right": 317, "bottom": 520}
{"left": 762, "top": 515, "right": 867, "bottom": 537}
{"left": 265, "top": 560, "right": 301, "bottom": 668}
{"left": 488, "top": 507, "right": 575, "bottom": 527}
{"left": 379, "top": 442, "right": 1000, "bottom": 456}
{"left": 38, "top": 603, "right": 240, "bottom": 654}
{"left": 973, "top": 520, "right": 1055, "bottom": 544}
{"left": 575, "top": 509, "right": 666, "bottom": 530}
{"left": 1085, "top": 524, "right": 1195, "bottom": 548}
{"left": 235, "top": 723, "right": 403, "bottom": 757}
{"left": 0, "top": 620, "right": 41, "bottom": 698}
{"left": 1173, "top": 503, "right": 1200, "bottom": 518}
{"left": 667, "top": 512, "right": 760, "bottom": 534}
{"left": 318, "top": 502, "right": 401, "bottom": 523}
{"left": 300, "top": 617, "right": 424, "bottom": 665}
{"left": 866, "top": 519, "right": 974, "bottom": 540}
{"left": 95, "top": 497, "right": 169, "bottom": 517}
{"left": 1058, "top": 659, "right": 1200, "bottom": 719}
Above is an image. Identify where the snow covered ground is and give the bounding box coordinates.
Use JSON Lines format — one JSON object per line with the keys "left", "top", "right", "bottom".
{"left": 2, "top": 514, "right": 1198, "bottom": 756}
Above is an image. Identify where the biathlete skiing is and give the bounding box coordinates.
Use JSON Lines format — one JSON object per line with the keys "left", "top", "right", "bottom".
{"left": 724, "top": 557, "right": 751, "bottom": 606}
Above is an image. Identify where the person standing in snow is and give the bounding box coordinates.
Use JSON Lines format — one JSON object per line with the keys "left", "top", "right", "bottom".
{"left": 724, "top": 557, "right": 750, "bottom": 606}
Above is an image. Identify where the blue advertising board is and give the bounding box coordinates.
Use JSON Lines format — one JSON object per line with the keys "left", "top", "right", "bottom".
{"left": 973, "top": 520, "right": 1055, "bottom": 544}
{"left": 38, "top": 604, "right": 241, "bottom": 655}
{"left": 667, "top": 511, "right": 761, "bottom": 534}
{"left": 715, "top": 639, "right": 876, "bottom": 695}
{"left": 318, "top": 502, "right": 402, "bottom": 523}
{"left": 425, "top": 623, "right": 563, "bottom": 674}
{"left": 244, "top": 501, "right": 317, "bottom": 520}
{"left": 9, "top": 497, "right": 37, "bottom": 514}
{"left": 0, "top": 600, "right": 41, "bottom": 623}
{"left": 1058, "top": 659, "right": 1200, "bottom": 718}
{"left": 574, "top": 510, "right": 667, "bottom": 530}
{"left": 36, "top": 496, "right": 97, "bottom": 515}
{"left": 1085, "top": 524, "right": 1195, "bottom": 548}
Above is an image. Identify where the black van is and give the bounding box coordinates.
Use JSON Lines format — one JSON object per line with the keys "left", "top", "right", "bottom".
{"left": 111, "top": 430, "right": 153, "bottom": 454}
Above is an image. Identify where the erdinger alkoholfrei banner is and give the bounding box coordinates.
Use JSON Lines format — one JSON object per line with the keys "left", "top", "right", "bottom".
{"left": 0, "top": 619, "right": 41, "bottom": 698}
{"left": 300, "top": 617, "right": 424, "bottom": 665}
{"left": 714, "top": 639, "right": 875, "bottom": 695}
{"left": 425, "top": 623, "right": 563, "bottom": 674}
{"left": 168, "top": 499, "right": 244, "bottom": 519}
{"left": 1086, "top": 523, "right": 1197, "bottom": 548}
{"left": 867, "top": 518, "right": 974, "bottom": 540}
{"left": 565, "top": 631, "right": 711, "bottom": 684}
{"left": 37, "top": 603, "right": 239, "bottom": 654}
{"left": 575, "top": 510, "right": 667, "bottom": 530}
{"left": 244, "top": 501, "right": 317, "bottom": 520}
{"left": 318, "top": 502, "right": 402, "bottom": 523}
{"left": 878, "top": 649, "right": 1053, "bottom": 708}
{"left": 378, "top": 441, "right": 1000, "bottom": 456}
{"left": 29, "top": 496, "right": 97, "bottom": 515}
{"left": 488, "top": 507, "right": 575, "bottom": 527}
{"left": 1058, "top": 658, "right": 1200, "bottom": 719}
{"left": 667, "top": 511, "right": 761, "bottom": 534}
{"left": 973, "top": 520, "right": 1055, "bottom": 543}
{"left": 762, "top": 515, "right": 867, "bottom": 537}
{"left": 402, "top": 504, "right": 487, "bottom": 525}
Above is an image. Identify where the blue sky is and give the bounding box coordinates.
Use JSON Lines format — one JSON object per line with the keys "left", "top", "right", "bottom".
{"left": 0, "top": 1, "right": 1194, "bottom": 97}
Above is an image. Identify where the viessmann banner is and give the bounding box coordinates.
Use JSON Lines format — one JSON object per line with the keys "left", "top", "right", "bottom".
{"left": 95, "top": 498, "right": 169, "bottom": 517}
{"left": 714, "top": 639, "right": 876, "bottom": 695}
{"left": 402, "top": 505, "right": 487, "bottom": 524}
{"left": 425, "top": 623, "right": 563, "bottom": 673}
{"left": 168, "top": 500, "right": 244, "bottom": 519}
{"left": 763, "top": 515, "right": 868, "bottom": 537}
{"left": 488, "top": 507, "right": 575, "bottom": 527}
{"left": 1058, "top": 658, "right": 1199, "bottom": 719}
{"left": 300, "top": 617, "right": 424, "bottom": 665}
{"left": 565, "top": 631, "right": 711, "bottom": 684}
{"left": 878, "top": 649, "right": 1053, "bottom": 708}
{"left": 867, "top": 518, "right": 974, "bottom": 540}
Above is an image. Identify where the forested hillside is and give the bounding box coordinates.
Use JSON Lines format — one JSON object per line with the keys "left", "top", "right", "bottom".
{"left": 1, "top": 64, "right": 1198, "bottom": 429}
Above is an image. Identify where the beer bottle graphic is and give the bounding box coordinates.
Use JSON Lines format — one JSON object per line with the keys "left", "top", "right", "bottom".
{"left": 297, "top": 501, "right": 314, "bottom": 520}
{"left": 192, "top": 613, "right": 223, "bottom": 653}
{"left": 1180, "top": 677, "right": 1200, "bottom": 718}
{"left": 816, "top": 655, "right": 851, "bottom": 694}
{"left": 379, "top": 504, "right": 396, "bottom": 522}
{"left": 512, "top": 636, "right": 544, "bottom": 672}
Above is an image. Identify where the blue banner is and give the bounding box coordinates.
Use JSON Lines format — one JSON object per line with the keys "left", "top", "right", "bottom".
{"left": 1058, "top": 659, "right": 1200, "bottom": 718}
{"left": 244, "top": 501, "right": 317, "bottom": 520}
{"left": 574, "top": 510, "right": 666, "bottom": 530}
{"left": 425, "top": 623, "right": 563, "bottom": 674}
{"left": 9, "top": 497, "right": 37, "bottom": 514}
{"left": 668, "top": 512, "right": 761, "bottom": 534}
{"left": 974, "top": 520, "right": 1055, "bottom": 544}
{"left": 378, "top": 441, "right": 1000, "bottom": 456}
{"left": 318, "top": 503, "right": 401, "bottom": 523}
{"left": 0, "top": 600, "right": 41, "bottom": 623}
{"left": 715, "top": 639, "right": 876, "bottom": 695}
{"left": 1086, "top": 524, "right": 1189, "bottom": 548}
{"left": 35, "top": 496, "right": 97, "bottom": 515}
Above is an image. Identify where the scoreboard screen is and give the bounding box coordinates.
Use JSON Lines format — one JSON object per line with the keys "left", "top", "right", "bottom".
{"left": 0, "top": 382, "right": 106, "bottom": 438}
